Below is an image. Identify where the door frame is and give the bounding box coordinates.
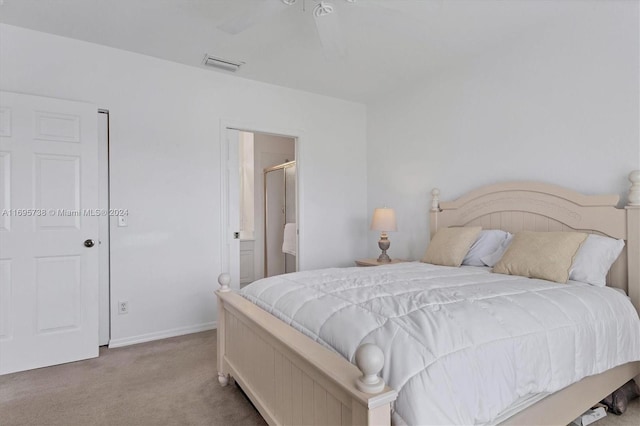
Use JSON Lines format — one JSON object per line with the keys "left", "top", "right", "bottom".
{"left": 98, "top": 110, "right": 110, "bottom": 346}
{"left": 219, "top": 119, "right": 303, "bottom": 289}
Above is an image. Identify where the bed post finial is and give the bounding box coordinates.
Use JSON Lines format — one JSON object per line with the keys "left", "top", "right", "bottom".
{"left": 218, "top": 273, "right": 231, "bottom": 292}
{"left": 355, "top": 343, "right": 386, "bottom": 394}
{"left": 628, "top": 170, "right": 640, "bottom": 206}
{"left": 218, "top": 372, "right": 229, "bottom": 386}
{"left": 431, "top": 188, "right": 440, "bottom": 212}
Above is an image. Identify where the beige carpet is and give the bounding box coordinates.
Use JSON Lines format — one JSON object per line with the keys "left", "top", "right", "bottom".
{"left": 0, "top": 330, "right": 265, "bottom": 426}
{"left": 0, "top": 330, "right": 638, "bottom": 426}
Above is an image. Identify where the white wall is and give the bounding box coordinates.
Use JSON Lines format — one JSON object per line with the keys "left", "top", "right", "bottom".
{"left": 367, "top": 2, "right": 640, "bottom": 261}
{"left": 0, "top": 24, "right": 368, "bottom": 346}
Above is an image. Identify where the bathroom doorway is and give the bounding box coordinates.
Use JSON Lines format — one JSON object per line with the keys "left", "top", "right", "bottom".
{"left": 236, "top": 131, "right": 296, "bottom": 287}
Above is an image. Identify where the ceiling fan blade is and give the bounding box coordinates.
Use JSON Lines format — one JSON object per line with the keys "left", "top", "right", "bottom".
{"left": 218, "top": 0, "right": 287, "bottom": 35}
{"left": 313, "top": 7, "right": 347, "bottom": 58}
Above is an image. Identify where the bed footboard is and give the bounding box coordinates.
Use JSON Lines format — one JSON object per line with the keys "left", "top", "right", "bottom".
{"left": 216, "top": 274, "right": 397, "bottom": 426}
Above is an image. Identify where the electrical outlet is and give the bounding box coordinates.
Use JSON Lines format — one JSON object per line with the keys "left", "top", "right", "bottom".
{"left": 118, "top": 301, "right": 129, "bottom": 315}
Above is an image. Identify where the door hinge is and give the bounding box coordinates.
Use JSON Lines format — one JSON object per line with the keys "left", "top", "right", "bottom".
{"left": 233, "top": 232, "right": 240, "bottom": 239}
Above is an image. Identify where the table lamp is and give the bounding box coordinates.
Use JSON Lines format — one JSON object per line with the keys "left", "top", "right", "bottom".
{"left": 370, "top": 208, "right": 397, "bottom": 262}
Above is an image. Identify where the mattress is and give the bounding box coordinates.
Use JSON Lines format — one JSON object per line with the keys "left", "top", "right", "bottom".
{"left": 240, "top": 262, "right": 640, "bottom": 425}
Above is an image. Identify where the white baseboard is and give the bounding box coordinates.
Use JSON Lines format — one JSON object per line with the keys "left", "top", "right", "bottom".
{"left": 108, "top": 321, "right": 217, "bottom": 348}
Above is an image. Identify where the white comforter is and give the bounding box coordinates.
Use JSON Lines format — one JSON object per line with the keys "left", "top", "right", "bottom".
{"left": 240, "top": 262, "right": 640, "bottom": 425}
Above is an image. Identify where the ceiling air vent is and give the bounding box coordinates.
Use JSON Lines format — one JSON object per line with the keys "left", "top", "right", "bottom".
{"left": 202, "top": 54, "right": 244, "bottom": 72}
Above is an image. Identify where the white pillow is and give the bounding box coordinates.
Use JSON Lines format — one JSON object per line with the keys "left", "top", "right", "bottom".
{"left": 480, "top": 233, "right": 514, "bottom": 267}
{"left": 569, "top": 234, "right": 625, "bottom": 287}
{"left": 462, "top": 230, "right": 512, "bottom": 266}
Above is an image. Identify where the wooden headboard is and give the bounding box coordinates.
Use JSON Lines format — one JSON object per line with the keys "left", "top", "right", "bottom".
{"left": 430, "top": 171, "right": 640, "bottom": 315}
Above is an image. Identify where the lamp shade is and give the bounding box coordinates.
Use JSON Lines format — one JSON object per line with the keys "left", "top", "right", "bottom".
{"left": 370, "top": 208, "right": 397, "bottom": 232}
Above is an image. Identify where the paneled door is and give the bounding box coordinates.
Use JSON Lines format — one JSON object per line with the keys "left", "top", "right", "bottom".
{"left": 0, "top": 91, "right": 99, "bottom": 375}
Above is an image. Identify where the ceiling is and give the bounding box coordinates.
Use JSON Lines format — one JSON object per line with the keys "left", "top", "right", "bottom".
{"left": 0, "top": 0, "right": 583, "bottom": 103}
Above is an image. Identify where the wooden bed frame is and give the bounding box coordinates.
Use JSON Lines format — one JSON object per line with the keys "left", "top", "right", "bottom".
{"left": 216, "top": 171, "right": 640, "bottom": 426}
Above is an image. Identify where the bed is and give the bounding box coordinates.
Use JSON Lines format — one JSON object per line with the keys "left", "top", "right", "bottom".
{"left": 216, "top": 172, "right": 640, "bottom": 425}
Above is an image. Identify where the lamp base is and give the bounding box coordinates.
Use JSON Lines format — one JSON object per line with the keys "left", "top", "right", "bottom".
{"left": 377, "top": 233, "right": 391, "bottom": 263}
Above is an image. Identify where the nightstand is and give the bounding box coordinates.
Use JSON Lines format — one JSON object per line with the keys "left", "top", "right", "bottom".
{"left": 355, "top": 258, "right": 407, "bottom": 267}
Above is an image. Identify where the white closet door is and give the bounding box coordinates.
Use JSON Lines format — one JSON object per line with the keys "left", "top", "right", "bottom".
{"left": 0, "top": 91, "right": 99, "bottom": 374}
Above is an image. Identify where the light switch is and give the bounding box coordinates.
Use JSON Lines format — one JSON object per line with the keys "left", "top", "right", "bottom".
{"left": 118, "top": 216, "right": 128, "bottom": 227}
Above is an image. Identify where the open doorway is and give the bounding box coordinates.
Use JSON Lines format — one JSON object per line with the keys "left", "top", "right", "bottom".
{"left": 237, "top": 131, "right": 296, "bottom": 287}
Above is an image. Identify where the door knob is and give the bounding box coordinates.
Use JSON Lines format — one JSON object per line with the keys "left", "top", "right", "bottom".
{"left": 84, "top": 239, "right": 95, "bottom": 248}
